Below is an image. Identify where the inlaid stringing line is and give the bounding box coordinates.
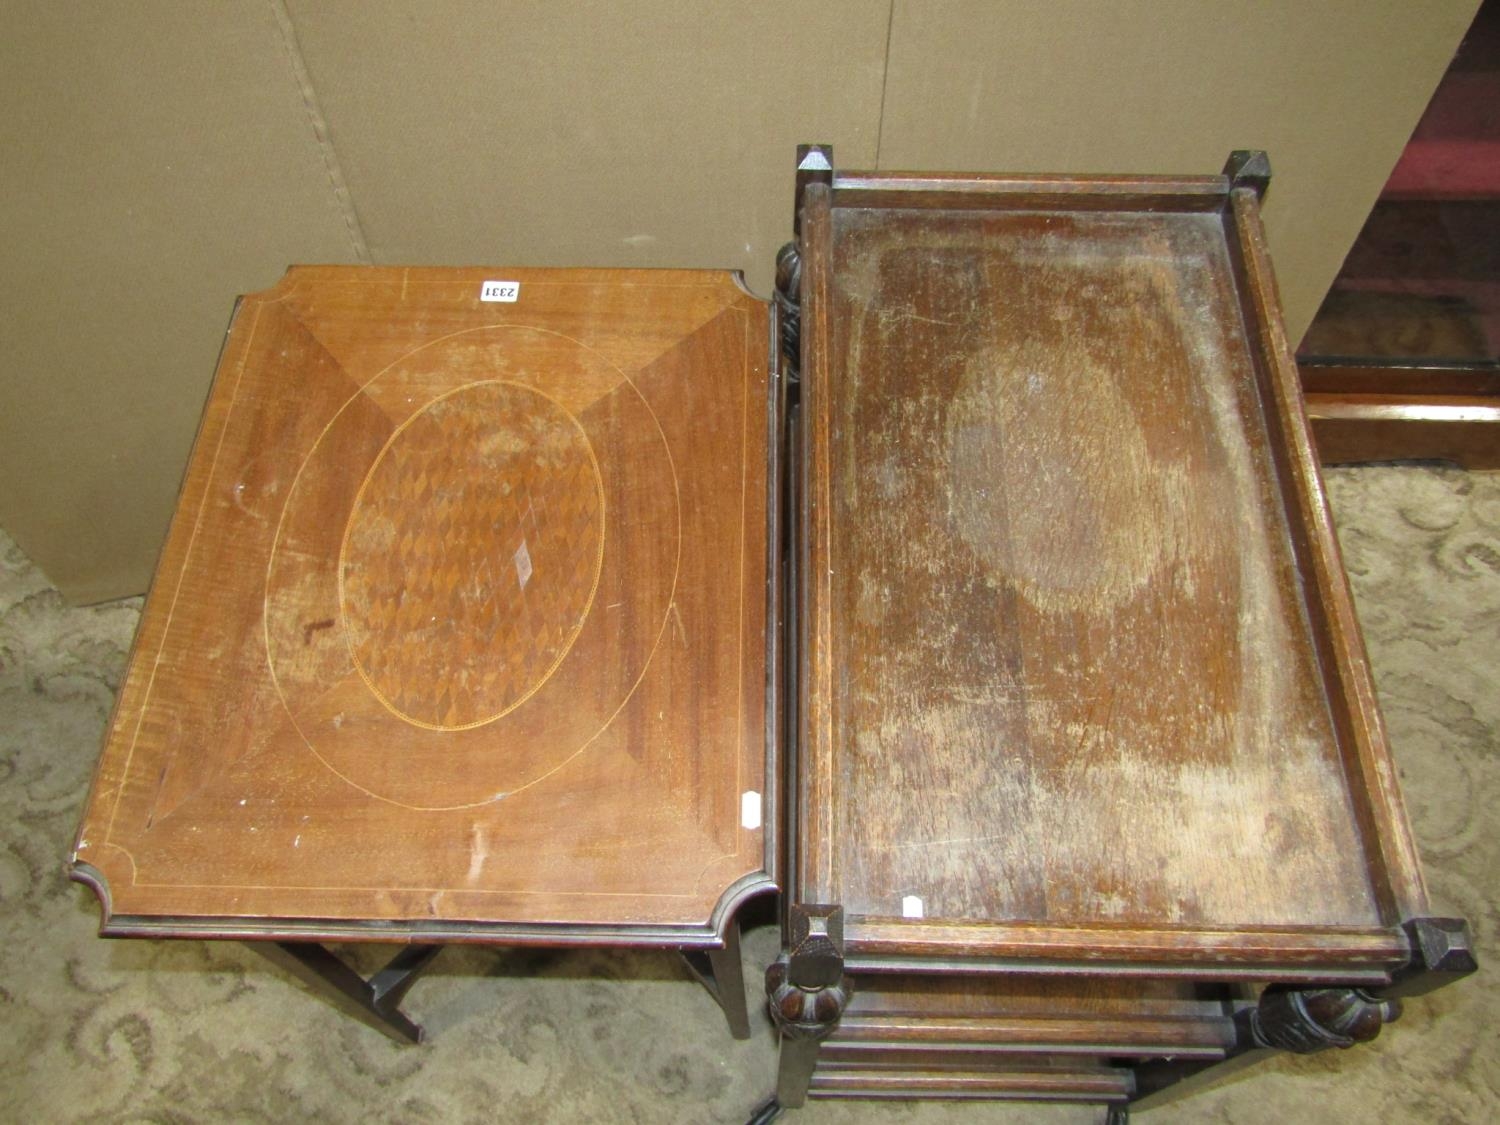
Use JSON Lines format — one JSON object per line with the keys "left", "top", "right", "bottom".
{"left": 691, "top": 303, "right": 764, "bottom": 890}
{"left": 332, "top": 378, "right": 606, "bottom": 732}
{"left": 105, "top": 301, "right": 265, "bottom": 859}
{"left": 260, "top": 321, "right": 683, "bottom": 812}
{"left": 112, "top": 294, "right": 759, "bottom": 910}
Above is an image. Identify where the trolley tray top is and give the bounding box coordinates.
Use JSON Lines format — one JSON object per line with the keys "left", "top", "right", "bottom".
{"left": 791, "top": 172, "right": 1426, "bottom": 973}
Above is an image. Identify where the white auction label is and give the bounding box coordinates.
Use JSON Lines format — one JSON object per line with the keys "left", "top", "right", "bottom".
{"left": 741, "top": 791, "right": 763, "bottom": 830}
{"left": 480, "top": 280, "right": 520, "bottom": 302}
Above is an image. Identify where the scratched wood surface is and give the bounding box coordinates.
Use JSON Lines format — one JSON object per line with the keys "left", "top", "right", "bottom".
{"left": 72, "top": 266, "right": 772, "bottom": 940}
{"left": 811, "top": 969, "right": 1244, "bottom": 1104}
{"left": 796, "top": 178, "right": 1427, "bottom": 966}
{"left": 832, "top": 974, "right": 1234, "bottom": 1056}
{"left": 812, "top": 972, "right": 1232, "bottom": 1102}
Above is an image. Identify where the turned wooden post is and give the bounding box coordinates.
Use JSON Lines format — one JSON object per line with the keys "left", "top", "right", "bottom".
{"left": 765, "top": 904, "right": 849, "bottom": 1107}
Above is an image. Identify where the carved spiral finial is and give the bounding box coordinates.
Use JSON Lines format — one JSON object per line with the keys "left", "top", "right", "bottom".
{"left": 774, "top": 241, "right": 802, "bottom": 379}
{"left": 765, "top": 904, "right": 849, "bottom": 1040}
{"left": 1242, "top": 986, "right": 1401, "bottom": 1054}
{"left": 775, "top": 241, "right": 802, "bottom": 303}
{"left": 765, "top": 956, "right": 850, "bottom": 1039}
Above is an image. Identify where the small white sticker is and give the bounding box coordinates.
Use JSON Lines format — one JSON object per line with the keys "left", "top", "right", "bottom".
{"left": 514, "top": 540, "right": 533, "bottom": 588}
{"left": 901, "top": 895, "right": 924, "bottom": 919}
{"left": 741, "top": 791, "right": 762, "bottom": 830}
{"left": 481, "top": 280, "right": 520, "bottom": 302}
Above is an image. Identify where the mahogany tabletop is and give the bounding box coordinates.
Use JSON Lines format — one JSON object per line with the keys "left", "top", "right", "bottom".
{"left": 791, "top": 173, "right": 1430, "bottom": 978}
{"left": 72, "top": 266, "right": 775, "bottom": 947}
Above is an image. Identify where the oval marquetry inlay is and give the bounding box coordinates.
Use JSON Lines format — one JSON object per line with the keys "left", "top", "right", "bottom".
{"left": 339, "top": 381, "right": 604, "bottom": 729}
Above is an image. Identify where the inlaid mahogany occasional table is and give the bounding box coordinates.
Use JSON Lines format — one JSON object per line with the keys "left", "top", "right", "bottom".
{"left": 71, "top": 267, "right": 781, "bottom": 1042}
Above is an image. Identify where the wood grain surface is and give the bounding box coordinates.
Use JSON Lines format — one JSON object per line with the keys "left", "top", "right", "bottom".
{"left": 794, "top": 175, "right": 1427, "bottom": 971}
{"left": 809, "top": 971, "right": 1234, "bottom": 1102}
{"left": 72, "top": 267, "right": 774, "bottom": 942}
{"left": 832, "top": 973, "right": 1235, "bottom": 1057}
{"left": 1301, "top": 360, "right": 1500, "bottom": 469}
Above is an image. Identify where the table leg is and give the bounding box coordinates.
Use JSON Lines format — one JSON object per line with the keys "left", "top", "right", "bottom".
{"left": 766, "top": 904, "right": 848, "bottom": 1106}
{"left": 248, "top": 941, "right": 443, "bottom": 1045}
{"left": 775, "top": 1035, "right": 823, "bottom": 1107}
{"left": 681, "top": 918, "right": 752, "bottom": 1039}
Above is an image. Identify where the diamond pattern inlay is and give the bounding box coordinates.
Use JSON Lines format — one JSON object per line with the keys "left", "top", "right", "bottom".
{"left": 340, "top": 381, "right": 604, "bottom": 728}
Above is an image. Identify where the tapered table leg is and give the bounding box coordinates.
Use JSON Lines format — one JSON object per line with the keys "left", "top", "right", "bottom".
{"left": 766, "top": 905, "right": 849, "bottom": 1107}
{"left": 681, "top": 918, "right": 752, "bottom": 1039}
{"left": 774, "top": 1035, "right": 822, "bottom": 1107}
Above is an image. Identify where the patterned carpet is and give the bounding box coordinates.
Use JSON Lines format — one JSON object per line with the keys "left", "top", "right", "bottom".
{"left": 3, "top": 464, "right": 1496, "bottom": 1123}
